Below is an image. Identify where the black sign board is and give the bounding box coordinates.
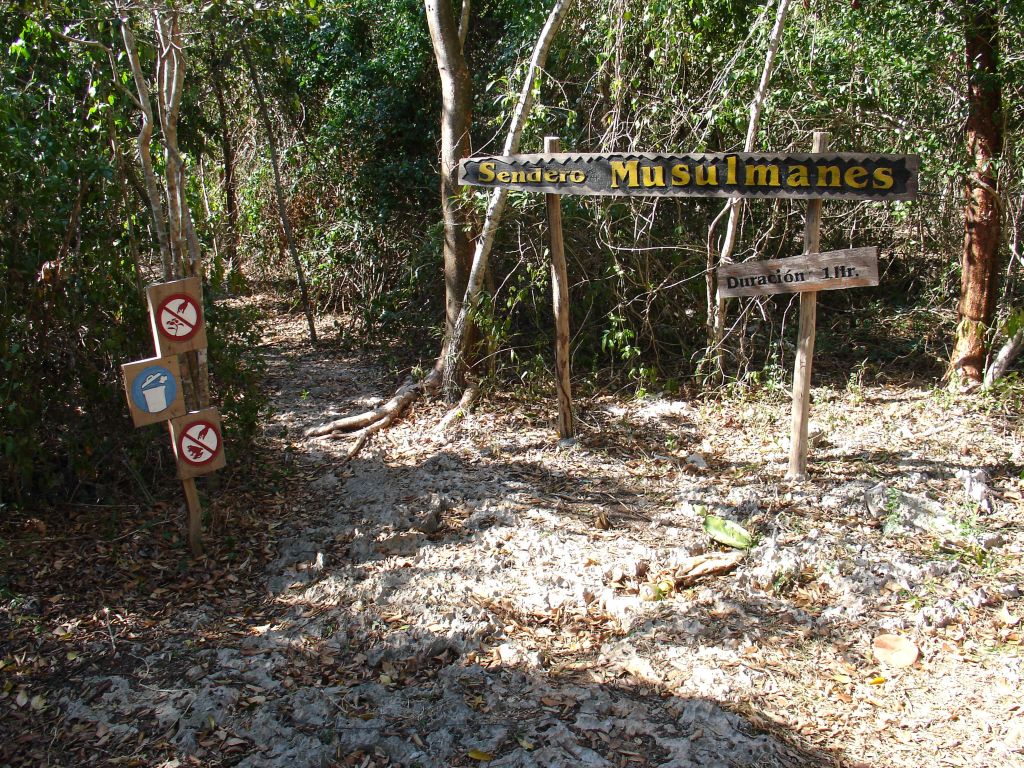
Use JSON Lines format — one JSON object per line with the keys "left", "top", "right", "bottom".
{"left": 459, "top": 152, "right": 919, "bottom": 201}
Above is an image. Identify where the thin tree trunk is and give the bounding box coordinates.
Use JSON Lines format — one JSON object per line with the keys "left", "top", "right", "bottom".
{"left": 153, "top": 10, "right": 210, "bottom": 409}
{"left": 950, "top": 0, "right": 1002, "bottom": 387}
{"left": 425, "top": 0, "right": 475, "bottom": 392}
{"left": 242, "top": 43, "right": 318, "bottom": 345}
{"left": 211, "top": 40, "right": 240, "bottom": 276}
{"left": 117, "top": 3, "right": 173, "bottom": 278}
{"left": 458, "top": 0, "right": 471, "bottom": 49}
{"left": 154, "top": 12, "right": 190, "bottom": 272}
{"left": 439, "top": 0, "right": 574, "bottom": 400}
{"left": 703, "top": 0, "right": 791, "bottom": 382}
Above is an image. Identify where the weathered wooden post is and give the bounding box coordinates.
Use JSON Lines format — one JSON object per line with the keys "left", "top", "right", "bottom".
{"left": 544, "top": 136, "right": 574, "bottom": 438}
{"left": 788, "top": 131, "right": 828, "bottom": 480}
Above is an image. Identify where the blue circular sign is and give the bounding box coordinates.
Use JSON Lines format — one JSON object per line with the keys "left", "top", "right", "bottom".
{"left": 130, "top": 365, "right": 178, "bottom": 415}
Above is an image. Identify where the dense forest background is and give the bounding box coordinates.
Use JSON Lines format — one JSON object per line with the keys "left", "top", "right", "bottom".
{"left": 2, "top": 0, "right": 1022, "bottom": 505}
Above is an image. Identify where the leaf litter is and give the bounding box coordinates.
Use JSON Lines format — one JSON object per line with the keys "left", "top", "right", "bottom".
{"left": 1, "top": 297, "right": 1022, "bottom": 767}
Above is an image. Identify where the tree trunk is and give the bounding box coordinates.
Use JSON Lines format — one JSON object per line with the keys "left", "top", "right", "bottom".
{"left": 117, "top": 4, "right": 173, "bottom": 278}
{"left": 439, "top": 0, "right": 574, "bottom": 400}
{"left": 210, "top": 42, "right": 240, "bottom": 278}
{"left": 950, "top": 0, "right": 1002, "bottom": 387}
{"left": 242, "top": 43, "right": 318, "bottom": 345}
{"left": 425, "top": 0, "right": 475, "bottom": 391}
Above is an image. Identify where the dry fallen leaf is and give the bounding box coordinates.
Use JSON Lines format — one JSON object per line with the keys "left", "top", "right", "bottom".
{"left": 467, "top": 748, "right": 494, "bottom": 761}
{"left": 873, "top": 634, "right": 920, "bottom": 668}
{"left": 997, "top": 605, "right": 1020, "bottom": 627}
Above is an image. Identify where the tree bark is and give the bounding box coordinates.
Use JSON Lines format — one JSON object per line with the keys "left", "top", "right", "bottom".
{"left": 425, "top": 0, "right": 475, "bottom": 390}
{"left": 950, "top": 0, "right": 1002, "bottom": 387}
{"left": 210, "top": 41, "right": 240, "bottom": 277}
{"left": 242, "top": 42, "right": 318, "bottom": 345}
{"left": 116, "top": 3, "right": 173, "bottom": 278}
{"left": 438, "top": 0, "right": 574, "bottom": 400}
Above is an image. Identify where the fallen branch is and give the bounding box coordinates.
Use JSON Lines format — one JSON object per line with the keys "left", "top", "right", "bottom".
{"left": 306, "top": 369, "right": 441, "bottom": 450}
{"left": 983, "top": 326, "right": 1024, "bottom": 389}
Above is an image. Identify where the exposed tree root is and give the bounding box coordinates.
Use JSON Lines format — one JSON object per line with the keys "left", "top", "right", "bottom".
{"left": 434, "top": 382, "right": 478, "bottom": 435}
{"left": 306, "top": 369, "right": 441, "bottom": 458}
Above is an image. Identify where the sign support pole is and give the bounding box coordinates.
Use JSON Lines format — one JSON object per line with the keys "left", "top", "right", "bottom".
{"left": 167, "top": 420, "right": 205, "bottom": 557}
{"left": 788, "top": 131, "right": 829, "bottom": 480}
{"left": 545, "top": 136, "right": 574, "bottom": 439}
{"left": 182, "top": 478, "right": 204, "bottom": 557}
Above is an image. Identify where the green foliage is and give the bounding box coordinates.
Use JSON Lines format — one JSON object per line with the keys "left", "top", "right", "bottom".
{"left": 0, "top": 6, "right": 267, "bottom": 505}
{"left": 206, "top": 298, "right": 268, "bottom": 448}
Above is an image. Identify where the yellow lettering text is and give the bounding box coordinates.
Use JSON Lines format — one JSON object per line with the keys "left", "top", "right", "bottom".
{"left": 744, "top": 163, "right": 780, "bottom": 187}
{"left": 872, "top": 167, "right": 894, "bottom": 190}
{"left": 816, "top": 165, "right": 841, "bottom": 187}
{"left": 610, "top": 160, "right": 639, "bottom": 188}
{"left": 671, "top": 163, "right": 691, "bottom": 186}
{"left": 845, "top": 166, "right": 868, "bottom": 189}
{"left": 479, "top": 162, "right": 496, "bottom": 183}
{"left": 786, "top": 165, "right": 810, "bottom": 187}
{"left": 641, "top": 165, "right": 665, "bottom": 187}
{"left": 695, "top": 164, "right": 718, "bottom": 186}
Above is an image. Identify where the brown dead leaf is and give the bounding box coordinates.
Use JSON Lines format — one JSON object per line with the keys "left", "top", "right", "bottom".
{"left": 674, "top": 550, "right": 745, "bottom": 586}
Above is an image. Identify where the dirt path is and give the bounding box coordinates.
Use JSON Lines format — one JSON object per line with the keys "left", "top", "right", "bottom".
{"left": 3, "top": 302, "right": 1023, "bottom": 767}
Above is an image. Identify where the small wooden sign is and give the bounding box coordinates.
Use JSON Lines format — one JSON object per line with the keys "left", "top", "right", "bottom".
{"left": 459, "top": 153, "right": 919, "bottom": 201}
{"left": 169, "top": 408, "right": 226, "bottom": 480}
{"left": 147, "top": 277, "right": 207, "bottom": 356}
{"left": 717, "top": 247, "right": 879, "bottom": 298}
{"left": 122, "top": 355, "right": 187, "bottom": 427}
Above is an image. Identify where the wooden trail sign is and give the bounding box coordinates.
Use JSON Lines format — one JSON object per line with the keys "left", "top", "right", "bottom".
{"left": 147, "top": 276, "right": 207, "bottom": 356}
{"left": 717, "top": 247, "right": 879, "bottom": 298}
{"left": 459, "top": 152, "right": 919, "bottom": 201}
{"left": 122, "top": 355, "right": 187, "bottom": 427}
{"left": 120, "top": 275, "right": 223, "bottom": 556}
{"left": 459, "top": 134, "right": 908, "bottom": 477}
{"left": 169, "top": 408, "right": 226, "bottom": 480}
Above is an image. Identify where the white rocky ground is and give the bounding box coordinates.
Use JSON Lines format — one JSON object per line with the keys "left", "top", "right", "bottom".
{"left": 41, "top": 307, "right": 1024, "bottom": 767}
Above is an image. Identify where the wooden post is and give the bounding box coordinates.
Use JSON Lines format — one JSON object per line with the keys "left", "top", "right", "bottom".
{"left": 545, "top": 136, "right": 574, "bottom": 439}
{"left": 787, "top": 131, "right": 829, "bottom": 480}
{"left": 170, "top": 417, "right": 204, "bottom": 557}
{"left": 182, "top": 478, "right": 204, "bottom": 557}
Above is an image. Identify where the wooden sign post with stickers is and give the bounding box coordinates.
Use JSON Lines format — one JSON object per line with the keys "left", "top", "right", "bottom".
{"left": 460, "top": 134, "right": 918, "bottom": 477}
{"left": 122, "top": 276, "right": 224, "bottom": 555}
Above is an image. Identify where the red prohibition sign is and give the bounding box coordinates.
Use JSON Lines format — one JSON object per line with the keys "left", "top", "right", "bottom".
{"left": 157, "top": 293, "right": 202, "bottom": 341}
{"left": 178, "top": 420, "right": 221, "bottom": 466}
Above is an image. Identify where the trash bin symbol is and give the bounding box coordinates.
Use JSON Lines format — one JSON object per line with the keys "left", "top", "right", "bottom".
{"left": 131, "top": 365, "right": 178, "bottom": 415}
{"left": 142, "top": 372, "right": 169, "bottom": 412}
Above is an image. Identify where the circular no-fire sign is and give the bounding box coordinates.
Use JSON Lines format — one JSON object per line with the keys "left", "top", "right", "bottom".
{"left": 157, "top": 293, "right": 202, "bottom": 341}
{"left": 178, "top": 420, "right": 221, "bottom": 466}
